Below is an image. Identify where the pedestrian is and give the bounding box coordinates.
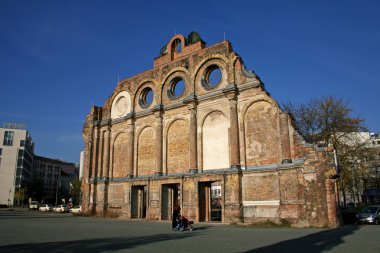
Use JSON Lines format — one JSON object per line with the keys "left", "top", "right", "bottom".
{"left": 172, "top": 205, "right": 181, "bottom": 230}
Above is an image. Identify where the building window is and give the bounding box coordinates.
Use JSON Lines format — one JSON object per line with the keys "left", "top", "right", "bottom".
{"left": 173, "top": 39, "right": 182, "bottom": 53}
{"left": 3, "top": 131, "right": 14, "bottom": 146}
{"left": 0, "top": 148, "right": 2, "bottom": 156}
{"left": 20, "top": 140, "right": 25, "bottom": 147}
{"left": 168, "top": 77, "right": 185, "bottom": 99}
{"left": 202, "top": 65, "right": 222, "bottom": 90}
{"left": 139, "top": 87, "right": 154, "bottom": 108}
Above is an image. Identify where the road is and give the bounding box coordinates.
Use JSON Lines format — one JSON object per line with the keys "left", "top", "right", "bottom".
{"left": 0, "top": 209, "right": 379, "bottom": 253}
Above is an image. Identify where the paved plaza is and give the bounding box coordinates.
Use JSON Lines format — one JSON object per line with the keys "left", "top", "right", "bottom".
{"left": 0, "top": 209, "right": 379, "bottom": 253}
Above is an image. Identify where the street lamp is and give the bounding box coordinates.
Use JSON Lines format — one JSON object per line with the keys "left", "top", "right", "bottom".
{"left": 8, "top": 188, "right": 11, "bottom": 207}
{"left": 55, "top": 180, "right": 60, "bottom": 206}
{"left": 55, "top": 170, "right": 61, "bottom": 206}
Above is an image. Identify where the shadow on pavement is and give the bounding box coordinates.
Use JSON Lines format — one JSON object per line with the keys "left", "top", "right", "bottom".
{"left": 0, "top": 232, "right": 201, "bottom": 253}
{"left": 192, "top": 225, "right": 213, "bottom": 231}
{"left": 0, "top": 213, "right": 72, "bottom": 219}
{"left": 244, "top": 226, "right": 359, "bottom": 253}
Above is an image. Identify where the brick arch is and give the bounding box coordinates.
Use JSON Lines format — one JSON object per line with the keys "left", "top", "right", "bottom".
{"left": 241, "top": 97, "right": 280, "bottom": 118}
{"left": 161, "top": 67, "right": 192, "bottom": 85}
{"left": 193, "top": 54, "right": 231, "bottom": 79}
{"left": 112, "top": 132, "right": 128, "bottom": 178}
{"left": 202, "top": 111, "right": 230, "bottom": 171}
{"left": 167, "top": 34, "right": 186, "bottom": 60}
{"left": 166, "top": 119, "right": 190, "bottom": 175}
{"left": 133, "top": 79, "right": 159, "bottom": 113}
{"left": 193, "top": 56, "right": 231, "bottom": 96}
{"left": 243, "top": 100, "right": 281, "bottom": 167}
{"left": 137, "top": 126, "right": 156, "bottom": 176}
{"left": 161, "top": 67, "right": 192, "bottom": 105}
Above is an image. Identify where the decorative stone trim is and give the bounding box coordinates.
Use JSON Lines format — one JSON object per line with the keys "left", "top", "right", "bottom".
{"left": 183, "top": 93, "right": 197, "bottom": 103}
{"left": 245, "top": 159, "right": 305, "bottom": 171}
{"left": 242, "top": 64, "right": 257, "bottom": 78}
{"left": 100, "top": 119, "right": 111, "bottom": 126}
{"left": 134, "top": 110, "right": 152, "bottom": 118}
{"left": 237, "top": 81, "right": 261, "bottom": 92}
{"left": 222, "top": 83, "right": 238, "bottom": 94}
{"left": 197, "top": 90, "right": 224, "bottom": 101}
{"left": 151, "top": 104, "right": 163, "bottom": 112}
{"left": 163, "top": 102, "right": 184, "bottom": 110}
{"left": 243, "top": 200, "right": 280, "bottom": 206}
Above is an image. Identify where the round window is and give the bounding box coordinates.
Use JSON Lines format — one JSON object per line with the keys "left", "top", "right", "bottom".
{"left": 139, "top": 87, "right": 154, "bottom": 108}
{"left": 168, "top": 77, "right": 185, "bottom": 99}
{"left": 204, "top": 65, "right": 222, "bottom": 89}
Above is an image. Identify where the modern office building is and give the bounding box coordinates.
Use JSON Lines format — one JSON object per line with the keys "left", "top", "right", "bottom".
{"left": 32, "top": 155, "right": 78, "bottom": 204}
{"left": 0, "top": 123, "right": 34, "bottom": 206}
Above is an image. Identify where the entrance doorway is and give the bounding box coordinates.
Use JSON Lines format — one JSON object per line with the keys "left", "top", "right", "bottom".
{"left": 161, "top": 184, "right": 180, "bottom": 220}
{"left": 131, "top": 185, "right": 147, "bottom": 219}
{"left": 198, "top": 181, "right": 222, "bottom": 222}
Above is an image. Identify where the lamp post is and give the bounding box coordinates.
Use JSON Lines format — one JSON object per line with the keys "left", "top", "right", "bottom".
{"left": 55, "top": 168, "right": 62, "bottom": 207}
{"left": 8, "top": 188, "right": 11, "bottom": 207}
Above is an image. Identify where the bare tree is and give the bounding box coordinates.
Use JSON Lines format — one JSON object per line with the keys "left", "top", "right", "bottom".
{"left": 69, "top": 179, "right": 82, "bottom": 205}
{"left": 283, "top": 96, "right": 368, "bottom": 206}
{"left": 283, "top": 96, "right": 366, "bottom": 147}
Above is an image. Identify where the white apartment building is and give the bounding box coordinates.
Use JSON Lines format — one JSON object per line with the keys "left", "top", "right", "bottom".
{"left": 0, "top": 123, "right": 34, "bottom": 206}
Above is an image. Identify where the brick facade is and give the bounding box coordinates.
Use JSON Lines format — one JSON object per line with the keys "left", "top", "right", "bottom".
{"left": 82, "top": 32, "right": 339, "bottom": 227}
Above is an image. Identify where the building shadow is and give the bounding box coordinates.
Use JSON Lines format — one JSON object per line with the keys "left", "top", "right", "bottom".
{"left": 244, "top": 226, "right": 359, "bottom": 253}
{"left": 0, "top": 232, "right": 202, "bottom": 253}
{"left": 0, "top": 212, "right": 72, "bottom": 219}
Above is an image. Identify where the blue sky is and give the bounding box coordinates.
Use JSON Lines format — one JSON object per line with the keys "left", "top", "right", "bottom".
{"left": 1, "top": 0, "right": 379, "bottom": 163}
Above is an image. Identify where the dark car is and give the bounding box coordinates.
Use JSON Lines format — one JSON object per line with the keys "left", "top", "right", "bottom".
{"left": 340, "top": 206, "right": 357, "bottom": 224}
{"left": 356, "top": 205, "right": 380, "bottom": 225}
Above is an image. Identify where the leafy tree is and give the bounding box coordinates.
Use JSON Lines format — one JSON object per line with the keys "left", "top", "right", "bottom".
{"left": 14, "top": 188, "right": 28, "bottom": 207}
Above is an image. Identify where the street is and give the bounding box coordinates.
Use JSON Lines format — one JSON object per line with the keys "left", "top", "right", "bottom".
{"left": 0, "top": 209, "right": 379, "bottom": 253}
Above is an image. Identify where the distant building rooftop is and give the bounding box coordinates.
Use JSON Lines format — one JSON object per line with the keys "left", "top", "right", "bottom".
{"left": 2, "top": 122, "right": 26, "bottom": 130}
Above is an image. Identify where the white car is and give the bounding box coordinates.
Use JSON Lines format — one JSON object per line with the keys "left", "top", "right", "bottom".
{"left": 39, "top": 204, "right": 53, "bottom": 212}
{"left": 70, "top": 205, "right": 82, "bottom": 214}
{"left": 53, "top": 205, "right": 69, "bottom": 213}
{"left": 29, "top": 201, "right": 39, "bottom": 210}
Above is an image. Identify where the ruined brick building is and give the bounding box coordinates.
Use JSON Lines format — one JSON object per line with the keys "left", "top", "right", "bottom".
{"left": 82, "top": 32, "right": 339, "bottom": 227}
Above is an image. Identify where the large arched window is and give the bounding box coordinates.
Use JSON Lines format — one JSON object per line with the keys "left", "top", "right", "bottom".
{"left": 202, "top": 111, "right": 230, "bottom": 170}
{"left": 167, "top": 120, "right": 189, "bottom": 174}
{"left": 112, "top": 133, "right": 128, "bottom": 178}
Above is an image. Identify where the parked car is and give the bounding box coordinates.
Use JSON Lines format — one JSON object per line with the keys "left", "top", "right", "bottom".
{"left": 39, "top": 204, "right": 53, "bottom": 212}
{"left": 53, "top": 205, "right": 69, "bottom": 213}
{"left": 70, "top": 205, "right": 82, "bottom": 214}
{"left": 356, "top": 205, "right": 380, "bottom": 225}
{"left": 29, "top": 201, "right": 39, "bottom": 210}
